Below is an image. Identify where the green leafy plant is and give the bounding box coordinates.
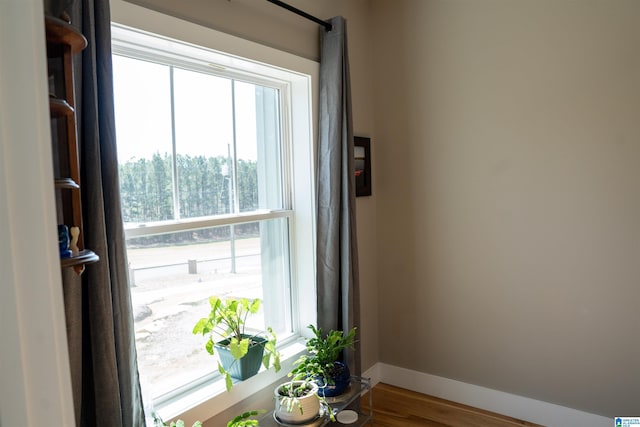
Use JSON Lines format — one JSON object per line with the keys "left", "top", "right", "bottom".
{"left": 274, "top": 379, "right": 329, "bottom": 423}
{"left": 277, "top": 381, "right": 315, "bottom": 413}
{"left": 275, "top": 325, "right": 356, "bottom": 421}
{"left": 274, "top": 378, "right": 338, "bottom": 423}
{"left": 192, "top": 296, "right": 281, "bottom": 391}
{"left": 290, "top": 324, "right": 356, "bottom": 386}
{"left": 226, "top": 409, "right": 264, "bottom": 427}
{"left": 152, "top": 413, "right": 202, "bottom": 427}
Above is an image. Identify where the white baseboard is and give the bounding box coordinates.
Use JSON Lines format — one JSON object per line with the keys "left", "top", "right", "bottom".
{"left": 362, "top": 363, "right": 611, "bottom": 427}
{"left": 362, "top": 363, "right": 382, "bottom": 387}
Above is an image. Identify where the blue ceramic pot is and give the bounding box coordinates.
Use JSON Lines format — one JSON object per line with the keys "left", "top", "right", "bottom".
{"left": 317, "top": 361, "right": 350, "bottom": 397}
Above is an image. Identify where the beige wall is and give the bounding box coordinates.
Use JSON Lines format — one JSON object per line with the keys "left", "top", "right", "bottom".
{"left": 123, "top": 0, "right": 640, "bottom": 420}
{"left": 125, "top": 0, "right": 368, "bottom": 61}
{"left": 372, "top": 0, "right": 640, "bottom": 417}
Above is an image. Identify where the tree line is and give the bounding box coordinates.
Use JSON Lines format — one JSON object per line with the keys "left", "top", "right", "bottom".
{"left": 119, "top": 153, "right": 259, "bottom": 246}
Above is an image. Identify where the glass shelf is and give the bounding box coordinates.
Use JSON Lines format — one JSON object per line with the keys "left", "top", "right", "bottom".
{"left": 260, "top": 376, "right": 372, "bottom": 426}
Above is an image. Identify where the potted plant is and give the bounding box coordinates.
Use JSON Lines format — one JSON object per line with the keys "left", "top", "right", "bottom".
{"left": 192, "top": 296, "right": 281, "bottom": 391}
{"left": 152, "top": 413, "right": 201, "bottom": 427}
{"left": 273, "top": 380, "right": 322, "bottom": 424}
{"left": 227, "top": 409, "right": 264, "bottom": 427}
{"left": 290, "top": 325, "right": 357, "bottom": 397}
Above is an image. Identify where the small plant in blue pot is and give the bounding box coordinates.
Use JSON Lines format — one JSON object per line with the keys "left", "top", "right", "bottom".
{"left": 290, "top": 325, "right": 357, "bottom": 397}
{"left": 193, "top": 296, "right": 281, "bottom": 391}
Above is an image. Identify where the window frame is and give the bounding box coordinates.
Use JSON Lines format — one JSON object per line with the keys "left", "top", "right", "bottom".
{"left": 110, "top": 7, "right": 319, "bottom": 421}
{"left": 111, "top": 42, "right": 295, "bottom": 232}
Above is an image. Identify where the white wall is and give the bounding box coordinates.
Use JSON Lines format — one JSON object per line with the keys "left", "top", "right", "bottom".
{"left": 372, "top": 0, "right": 640, "bottom": 417}
{"left": 0, "top": 1, "right": 75, "bottom": 425}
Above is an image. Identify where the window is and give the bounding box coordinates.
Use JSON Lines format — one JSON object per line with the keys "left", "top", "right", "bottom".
{"left": 111, "top": 24, "right": 316, "bottom": 413}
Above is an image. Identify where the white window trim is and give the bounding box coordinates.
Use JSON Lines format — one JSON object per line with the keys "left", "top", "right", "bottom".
{"left": 110, "top": 1, "right": 319, "bottom": 422}
{"left": 122, "top": 210, "right": 292, "bottom": 238}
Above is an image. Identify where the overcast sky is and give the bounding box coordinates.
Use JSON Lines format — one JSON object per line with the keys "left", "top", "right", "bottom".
{"left": 112, "top": 54, "right": 259, "bottom": 163}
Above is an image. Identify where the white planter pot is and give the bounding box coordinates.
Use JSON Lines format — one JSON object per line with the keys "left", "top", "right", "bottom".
{"left": 274, "top": 381, "right": 321, "bottom": 424}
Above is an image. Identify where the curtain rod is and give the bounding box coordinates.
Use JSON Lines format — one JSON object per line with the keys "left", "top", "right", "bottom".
{"left": 265, "top": 0, "right": 332, "bottom": 32}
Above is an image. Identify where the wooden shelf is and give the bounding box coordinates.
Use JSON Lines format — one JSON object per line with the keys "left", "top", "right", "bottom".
{"left": 60, "top": 249, "right": 99, "bottom": 268}
{"left": 49, "top": 97, "right": 74, "bottom": 117}
{"left": 55, "top": 178, "right": 80, "bottom": 189}
{"left": 45, "top": 16, "right": 87, "bottom": 53}
{"left": 46, "top": 16, "right": 96, "bottom": 275}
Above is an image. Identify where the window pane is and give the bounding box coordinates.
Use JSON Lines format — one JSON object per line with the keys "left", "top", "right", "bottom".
{"left": 110, "top": 29, "right": 312, "bottom": 410}
{"left": 238, "top": 83, "right": 284, "bottom": 212}
{"left": 127, "top": 218, "right": 292, "bottom": 398}
{"left": 113, "top": 56, "right": 174, "bottom": 223}
{"left": 173, "top": 69, "right": 234, "bottom": 218}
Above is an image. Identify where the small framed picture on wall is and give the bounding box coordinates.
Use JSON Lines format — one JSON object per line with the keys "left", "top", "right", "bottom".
{"left": 354, "top": 136, "right": 371, "bottom": 197}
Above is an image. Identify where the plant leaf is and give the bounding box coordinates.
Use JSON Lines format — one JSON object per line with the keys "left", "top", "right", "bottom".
{"left": 229, "top": 337, "right": 249, "bottom": 359}
{"left": 192, "top": 318, "right": 208, "bottom": 335}
{"left": 262, "top": 353, "right": 271, "bottom": 370}
{"left": 209, "top": 296, "right": 220, "bottom": 309}
{"left": 249, "top": 298, "right": 261, "bottom": 314}
{"left": 205, "top": 337, "right": 215, "bottom": 355}
{"left": 224, "top": 372, "right": 233, "bottom": 392}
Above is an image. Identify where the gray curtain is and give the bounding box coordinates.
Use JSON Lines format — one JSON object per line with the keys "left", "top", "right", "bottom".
{"left": 316, "top": 16, "right": 361, "bottom": 376}
{"left": 61, "top": 1, "right": 146, "bottom": 426}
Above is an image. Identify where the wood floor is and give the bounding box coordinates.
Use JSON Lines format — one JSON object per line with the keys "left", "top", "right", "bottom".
{"left": 360, "top": 383, "right": 543, "bottom": 427}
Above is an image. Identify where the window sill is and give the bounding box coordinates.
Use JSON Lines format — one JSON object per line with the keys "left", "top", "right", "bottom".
{"left": 152, "top": 339, "right": 307, "bottom": 424}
